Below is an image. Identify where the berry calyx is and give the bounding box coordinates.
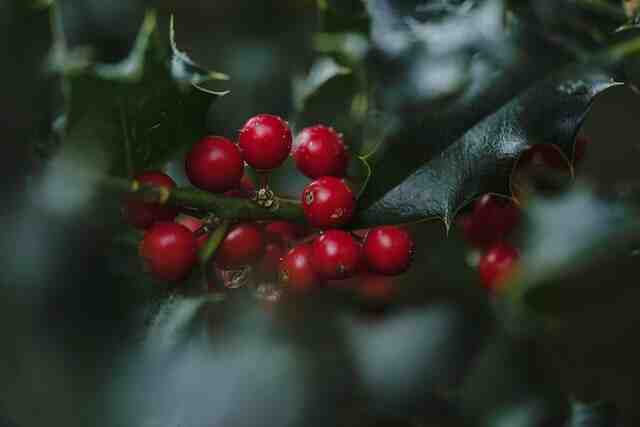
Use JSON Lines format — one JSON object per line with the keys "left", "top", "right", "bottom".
{"left": 461, "top": 194, "right": 520, "bottom": 248}
{"left": 312, "top": 230, "right": 362, "bottom": 280}
{"left": 363, "top": 226, "right": 414, "bottom": 276}
{"left": 302, "top": 177, "right": 355, "bottom": 229}
{"left": 279, "top": 243, "right": 322, "bottom": 293}
{"left": 239, "top": 114, "right": 292, "bottom": 170}
{"left": 478, "top": 242, "right": 519, "bottom": 292}
{"left": 140, "top": 222, "right": 198, "bottom": 282}
{"left": 123, "top": 171, "right": 177, "bottom": 229}
{"left": 185, "top": 136, "right": 244, "bottom": 193}
{"left": 293, "top": 125, "right": 349, "bottom": 179}
{"left": 175, "top": 215, "right": 208, "bottom": 248}
{"left": 215, "top": 223, "right": 265, "bottom": 269}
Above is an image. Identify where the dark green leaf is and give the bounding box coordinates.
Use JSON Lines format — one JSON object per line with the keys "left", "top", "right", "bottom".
{"left": 566, "top": 400, "right": 618, "bottom": 427}
{"left": 57, "top": 10, "right": 228, "bottom": 177}
{"left": 360, "top": 14, "right": 576, "bottom": 207}
{"left": 507, "top": 186, "right": 640, "bottom": 313}
{"left": 355, "top": 65, "right": 622, "bottom": 228}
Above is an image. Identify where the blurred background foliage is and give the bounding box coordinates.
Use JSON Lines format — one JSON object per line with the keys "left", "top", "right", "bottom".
{"left": 2, "top": 0, "right": 640, "bottom": 426}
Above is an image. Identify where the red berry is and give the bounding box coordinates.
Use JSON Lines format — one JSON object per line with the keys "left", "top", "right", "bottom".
{"left": 478, "top": 242, "right": 519, "bottom": 292}
{"left": 140, "top": 222, "right": 198, "bottom": 282}
{"left": 264, "top": 221, "right": 304, "bottom": 246}
{"left": 293, "top": 125, "right": 349, "bottom": 179}
{"left": 123, "top": 171, "right": 177, "bottom": 229}
{"left": 259, "top": 242, "right": 285, "bottom": 279}
{"left": 302, "top": 177, "right": 355, "bottom": 228}
{"left": 224, "top": 173, "right": 256, "bottom": 198}
{"left": 574, "top": 133, "right": 590, "bottom": 164}
{"left": 358, "top": 273, "right": 396, "bottom": 302}
{"left": 517, "top": 144, "right": 569, "bottom": 171}
{"left": 462, "top": 194, "right": 520, "bottom": 248}
{"left": 312, "top": 230, "right": 362, "bottom": 280}
{"left": 363, "top": 226, "right": 414, "bottom": 275}
{"left": 238, "top": 114, "right": 292, "bottom": 170}
{"left": 279, "top": 243, "right": 321, "bottom": 293}
{"left": 185, "top": 136, "right": 244, "bottom": 193}
{"left": 215, "top": 223, "right": 264, "bottom": 269}
{"left": 176, "top": 215, "right": 208, "bottom": 248}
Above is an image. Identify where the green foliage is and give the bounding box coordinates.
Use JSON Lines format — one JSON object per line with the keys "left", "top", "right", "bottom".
{"left": 356, "top": 65, "right": 622, "bottom": 227}
{"left": 55, "top": 10, "right": 228, "bottom": 177}
{"left": 511, "top": 186, "right": 640, "bottom": 312}
{"left": 8, "top": 1, "right": 640, "bottom": 426}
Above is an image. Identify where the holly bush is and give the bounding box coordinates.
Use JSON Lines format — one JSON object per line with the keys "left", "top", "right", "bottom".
{"left": 3, "top": 0, "right": 640, "bottom": 426}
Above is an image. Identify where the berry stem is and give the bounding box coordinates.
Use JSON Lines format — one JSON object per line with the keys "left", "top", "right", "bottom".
{"left": 100, "top": 175, "right": 304, "bottom": 222}
{"left": 599, "top": 33, "right": 640, "bottom": 65}
{"left": 198, "top": 219, "right": 231, "bottom": 263}
{"left": 119, "top": 100, "right": 134, "bottom": 179}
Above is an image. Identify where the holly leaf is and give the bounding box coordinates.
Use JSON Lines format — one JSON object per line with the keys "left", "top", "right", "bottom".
{"left": 56, "top": 10, "right": 229, "bottom": 177}
{"left": 355, "top": 64, "right": 624, "bottom": 228}
{"left": 360, "top": 7, "right": 578, "bottom": 207}
{"left": 566, "top": 400, "right": 619, "bottom": 427}
{"left": 506, "top": 186, "right": 640, "bottom": 313}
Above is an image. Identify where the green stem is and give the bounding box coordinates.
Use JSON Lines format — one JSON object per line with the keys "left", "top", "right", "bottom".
{"left": 119, "top": 100, "right": 134, "bottom": 179}
{"left": 574, "top": 0, "right": 627, "bottom": 23}
{"left": 198, "top": 219, "right": 230, "bottom": 263}
{"left": 100, "top": 175, "right": 305, "bottom": 222}
{"left": 604, "top": 33, "right": 640, "bottom": 63}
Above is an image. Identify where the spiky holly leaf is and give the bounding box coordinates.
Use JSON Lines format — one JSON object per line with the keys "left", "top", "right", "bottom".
{"left": 506, "top": 186, "right": 640, "bottom": 314}
{"left": 56, "top": 10, "right": 228, "bottom": 177}
{"left": 355, "top": 64, "right": 625, "bottom": 228}
{"left": 499, "top": 187, "right": 640, "bottom": 413}
{"left": 359, "top": 0, "right": 633, "bottom": 213}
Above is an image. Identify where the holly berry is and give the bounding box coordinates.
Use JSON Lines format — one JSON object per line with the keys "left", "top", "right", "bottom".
{"left": 215, "top": 223, "right": 265, "bottom": 269}
{"left": 461, "top": 194, "right": 520, "bottom": 248}
{"left": 239, "top": 114, "right": 292, "bottom": 170}
{"left": 293, "top": 125, "right": 349, "bottom": 179}
{"left": 140, "top": 222, "right": 198, "bottom": 282}
{"left": 312, "top": 230, "right": 362, "bottom": 280}
{"left": 358, "top": 273, "right": 396, "bottom": 302}
{"left": 279, "top": 243, "right": 321, "bottom": 293}
{"left": 478, "top": 242, "right": 519, "bottom": 292}
{"left": 517, "top": 144, "right": 569, "bottom": 171}
{"left": 512, "top": 144, "right": 572, "bottom": 202}
{"left": 264, "top": 221, "right": 304, "bottom": 246}
{"left": 123, "top": 171, "right": 177, "bottom": 229}
{"left": 185, "top": 136, "right": 244, "bottom": 193}
{"left": 259, "top": 242, "right": 285, "bottom": 280}
{"left": 363, "top": 226, "right": 414, "bottom": 276}
{"left": 175, "top": 215, "right": 208, "bottom": 248}
{"left": 574, "top": 133, "right": 590, "bottom": 164}
{"left": 224, "top": 173, "right": 256, "bottom": 198}
{"left": 302, "top": 177, "right": 355, "bottom": 229}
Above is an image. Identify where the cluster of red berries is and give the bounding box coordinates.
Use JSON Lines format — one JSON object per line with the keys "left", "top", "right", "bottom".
{"left": 123, "top": 114, "right": 414, "bottom": 300}
{"left": 459, "top": 194, "right": 521, "bottom": 292}
{"left": 460, "top": 134, "right": 591, "bottom": 292}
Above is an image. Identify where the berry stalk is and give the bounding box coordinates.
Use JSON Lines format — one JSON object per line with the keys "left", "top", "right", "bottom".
{"left": 198, "top": 219, "right": 231, "bottom": 263}
{"left": 100, "top": 175, "right": 304, "bottom": 222}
